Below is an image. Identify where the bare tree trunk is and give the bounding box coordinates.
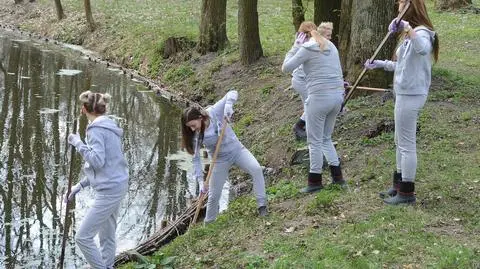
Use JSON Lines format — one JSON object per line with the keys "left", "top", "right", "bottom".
{"left": 53, "top": 0, "right": 64, "bottom": 20}
{"left": 292, "top": 0, "right": 305, "bottom": 31}
{"left": 314, "top": 0, "right": 341, "bottom": 45}
{"left": 238, "top": 0, "right": 263, "bottom": 65}
{"left": 435, "top": 0, "right": 472, "bottom": 10}
{"left": 198, "top": 0, "right": 228, "bottom": 54}
{"left": 338, "top": 0, "right": 352, "bottom": 73}
{"left": 84, "top": 0, "right": 96, "bottom": 32}
{"left": 340, "top": 0, "right": 396, "bottom": 87}
{"left": 14, "top": 0, "right": 23, "bottom": 3}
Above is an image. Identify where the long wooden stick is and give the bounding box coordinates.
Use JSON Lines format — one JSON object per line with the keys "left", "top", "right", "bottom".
{"left": 346, "top": 86, "right": 391, "bottom": 92}
{"left": 191, "top": 118, "right": 228, "bottom": 226}
{"left": 342, "top": 0, "right": 411, "bottom": 108}
{"left": 59, "top": 118, "right": 77, "bottom": 269}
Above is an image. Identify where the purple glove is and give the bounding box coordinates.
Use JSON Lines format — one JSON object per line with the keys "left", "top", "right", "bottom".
{"left": 343, "top": 81, "right": 350, "bottom": 89}
{"left": 67, "top": 133, "right": 82, "bottom": 148}
{"left": 294, "top": 32, "right": 308, "bottom": 47}
{"left": 200, "top": 181, "right": 208, "bottom": 195}
{"left": 364, "top": 59, "right": 387, "bottom": 70}
{"left": 388, "top": 19, "right": 409, "bottom": 33}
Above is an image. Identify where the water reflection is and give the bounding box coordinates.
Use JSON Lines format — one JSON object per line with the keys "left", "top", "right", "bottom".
{"left": 0, "top": 33, "right": 223, "bottom": 268}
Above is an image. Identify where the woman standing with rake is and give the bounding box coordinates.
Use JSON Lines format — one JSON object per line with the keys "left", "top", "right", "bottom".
{"left": 181, "top": 89, "right": 268, "bottom": 223}
{"left": 364, "top": 0, "right": 439, "bottom": 205}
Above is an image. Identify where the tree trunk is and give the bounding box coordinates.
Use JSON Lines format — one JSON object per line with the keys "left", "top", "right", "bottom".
{"left": 434, "top": 0, "right": 472, "bottom": 10}
{"left": 14, "top": 0, "right": 23, "bottom": 3}
{"left": 292, "top": 0, "right": 305, "bottom": 31}
{"left": 197, "top": 0, "right": 228, "bottom": 54}
{"left": 84, "top": 0, "right": 96, "bottom": 32}
{"left": 53, "top": 0, "right": 64, "bottom": 20}
{"left": 314, "top": 0, "right": 341, "bottom": 45}
{"left": 340, "top": 0, "right": 396, "bottom": 87}
{"left": 238, "top": 0, "right": 263, "bottom": 65}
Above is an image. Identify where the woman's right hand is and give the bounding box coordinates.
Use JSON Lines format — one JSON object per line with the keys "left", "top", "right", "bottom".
{"left": 200, "top": 182, "right": 209, "bottom": 195}
{"left": 294, "top": 32, "right": 307, "bottom": 47}
{"left": 64, "top": 183, "right": 82, "bottom": 203}
{"left": 364, "top": 59, "right": 387, "bottom": 70}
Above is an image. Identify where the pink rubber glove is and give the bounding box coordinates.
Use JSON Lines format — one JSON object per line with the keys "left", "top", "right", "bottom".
{"left": 294, "top": 32, "right": 308, "bottom": 47}
{"left": 364, "top": 59, "right": 387, "bottom": 70}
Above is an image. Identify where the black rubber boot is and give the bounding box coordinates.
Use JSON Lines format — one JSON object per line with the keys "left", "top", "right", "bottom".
{"left": 293, "top": 119, "right": 307, "bottom": 140}
{"left": 258, "top": 206, "right": 268, "bottom": 217}
{"left": 329, "top": 165, "right": 346, "bottom": 186}
{"left": 379, "top": 171, "right": 401, "bottom": 198}
{"left": 384, "top": 181, "right": 416, "bottom": 205}
{"left": 301, "top": 173, "right": 323, "bottom": 193}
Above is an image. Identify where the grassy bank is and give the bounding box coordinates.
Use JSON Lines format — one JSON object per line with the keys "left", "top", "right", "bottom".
{"left": 1, "top": 0, "right": 479, "bottom": 268}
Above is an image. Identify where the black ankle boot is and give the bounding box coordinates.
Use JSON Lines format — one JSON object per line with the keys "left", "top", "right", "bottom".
{"left": 384, "top": 181, "right": 416, "bottom": 205}
{"left": 301, "top": 173, "right": 323, "bottom": 193}
{"left": 329, "top": 165, "right": 346, "bottom": 186}
{"left": 379, "top": 171, "right": 401, "bottom": 198}
{"left": 293, "top": 119, "right": 307, "bottom": 140}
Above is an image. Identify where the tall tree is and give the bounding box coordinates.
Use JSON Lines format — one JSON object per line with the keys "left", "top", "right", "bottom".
{"left": 14, "top": 0, "right": 23, "bottom": 3}
{"left": 314, "top": 0, "right": 342, "bottom": 45}
{"left": 198, "top": 0, "right": 228, "bottom": 54}
{"left": 435, "top": 0, "right": 471, "bottom": 10}
{"left": 238, "top": 0, "right": 263, "bottom": 65}
{"left": 339, "top": 0, "right": 396, "bottom": 87}
{"left": 292, "top": 0, "right": 305, "bottom": 31}
{"left": 53, "top": 0, "right": 65, "bottom": 20}
{"left": 84, "top": 0, "right": 96, "bottom": 32}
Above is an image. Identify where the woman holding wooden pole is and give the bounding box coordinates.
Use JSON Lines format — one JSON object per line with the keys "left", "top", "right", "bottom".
{"left": 181, "top": 90, "right": 268, "bottom": 223}
{"left": 65, "top": 91, "right": 129, "bottom": 268}
{"left": 364, "top": 0, "right": 439, "bottom": 205}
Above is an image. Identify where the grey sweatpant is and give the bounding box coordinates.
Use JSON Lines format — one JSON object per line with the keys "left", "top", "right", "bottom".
{"left": 292, "top": 77, "right": 308, "bottom": 121}
{"left": 76, "top": 191, "right": 126, "bottom": 269}
{"left": 394, "top": 94, "right": 427, "bottom": 182}
{"left": 305, "top": 93, "right": 343, "bottom": 174}
{"left": 205, "top": 147, "right": 267, "bottom": 223}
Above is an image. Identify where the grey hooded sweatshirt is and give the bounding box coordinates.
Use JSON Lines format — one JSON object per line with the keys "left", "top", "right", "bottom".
{"left": 282, "top": 39, "right": 344, "bottom": 95}
{"left": 192, "top": 90, "right": 243, "bottom": 182}
{"left": 78, "top": 116, "right": 129, "bottom": 195}
{"left": 382, "top": 26, "right": 436, "bottom": 96}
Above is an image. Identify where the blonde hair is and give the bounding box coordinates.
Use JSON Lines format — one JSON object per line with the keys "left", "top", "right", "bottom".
{"left": 317, "top": 22, "right": 333, "bottom": 36}
{"left": 310, "top": 30, "right": 328, "bottom": 51}
{"left": 79, "top": 90, "right": 111, "bottom": 115}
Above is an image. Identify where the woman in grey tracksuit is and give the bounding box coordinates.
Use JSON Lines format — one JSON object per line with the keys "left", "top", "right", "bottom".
{"left": 181, "top": 90, "right": 267, "bottom": 223}
{"left": 282, "top": 29, "right": 346, "bottom": 193}
{"left": 66, "top": 91, "right": 129, "bottom": 268}
{"left": 364, "top": 0, "right": 439, "bottom": 205}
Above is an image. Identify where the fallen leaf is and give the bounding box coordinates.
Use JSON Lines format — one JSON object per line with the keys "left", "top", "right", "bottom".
{"left": 285, "top": 226, "right": 295, "bottom": 233}
{"left": 372, "top": 250, "right": 380, "bottom": 255}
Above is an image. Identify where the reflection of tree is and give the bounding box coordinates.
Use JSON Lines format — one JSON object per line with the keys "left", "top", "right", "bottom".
{"left": 3, "top": 42, "right": 21, "bottom": 268}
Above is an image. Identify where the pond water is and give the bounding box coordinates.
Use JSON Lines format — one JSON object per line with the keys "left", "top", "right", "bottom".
{"left": 0, "top": 33, "right": 228, "bottom": 268}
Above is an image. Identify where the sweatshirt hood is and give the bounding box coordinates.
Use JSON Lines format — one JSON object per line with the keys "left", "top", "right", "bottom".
{"left": 87, "top": 115, "right": 123, "bottom": 137}
{"left": 302, "top": 39, "right": 332, "bottom": 55}
{"left": 415, "top": 26, "right": 436, "bottom": 40}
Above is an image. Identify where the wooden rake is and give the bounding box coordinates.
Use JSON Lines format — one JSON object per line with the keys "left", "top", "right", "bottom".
{"left": 190, "top": 117, "right": 229, "bottom": 227}
{"left": 342, "top": 0, "right": 411, "bottom": 109}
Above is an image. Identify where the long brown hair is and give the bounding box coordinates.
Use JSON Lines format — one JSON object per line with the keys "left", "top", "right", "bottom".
{"left": 181, "top": 106, "right": 209, "bottom": 155}
{"left": 403, "top": 0, "right": 439, "bottom": 62}
{"left": 298, "top": 21, "right": 316, "bottom": 38}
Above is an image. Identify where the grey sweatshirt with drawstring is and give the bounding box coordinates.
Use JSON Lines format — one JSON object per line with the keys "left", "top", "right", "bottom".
{"left": 282, "top": 39, "right": 344, "bottom": 95}
{"left": 382, "top": 26, "right": 436, "bottom": 96}
{"left": 77, "top": 115, "right": 129, "bottom": 195}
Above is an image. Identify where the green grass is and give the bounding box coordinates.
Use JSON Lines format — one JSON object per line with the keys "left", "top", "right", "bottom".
{"left": 12, "top": 0, "right": 479, "bottom": 267}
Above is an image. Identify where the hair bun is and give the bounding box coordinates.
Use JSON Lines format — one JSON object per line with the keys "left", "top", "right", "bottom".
{"left": 79, "top": 90, "right": 92, "bottom": 103}
{"left": 102, "top": 93, "right": 112, "bottom": 104}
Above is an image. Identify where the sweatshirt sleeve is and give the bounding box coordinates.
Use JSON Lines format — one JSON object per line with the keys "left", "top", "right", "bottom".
{"left": 210, "top": 90, "right": 238, "bottom": 120}
{"left": 79, "top": 176, "right": 90, "bottom": 188}
{"left": 192, "top": 136, "right": 203, "bottom": 183}
{"left": 383, "top": 60, "right": 397, "bottom": 72}
{"left": 76, "top": 128, "right": 106, "bottom": 169}
{"left": 282, "top": 46, "right": 310, "bottom": 74}
{"left": 411, "top": 29, "right": 433, "bottom": 56}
